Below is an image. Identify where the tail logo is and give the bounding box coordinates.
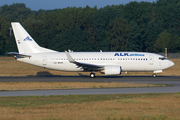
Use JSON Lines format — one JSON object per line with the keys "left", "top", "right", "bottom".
{"left": 24, "top": 36, "right": 32, "bottom": 41}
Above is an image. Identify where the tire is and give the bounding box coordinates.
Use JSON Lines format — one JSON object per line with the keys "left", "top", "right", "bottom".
{"left": 90, "top": 73, "right": 95, "bottom": 78}
{"left": 153, "top": 74, "right": 156, "bottom": 78}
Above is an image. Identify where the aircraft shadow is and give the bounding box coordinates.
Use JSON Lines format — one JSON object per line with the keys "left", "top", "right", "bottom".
{"left": 26, "top": 71, "right": 174, "bottom": 78}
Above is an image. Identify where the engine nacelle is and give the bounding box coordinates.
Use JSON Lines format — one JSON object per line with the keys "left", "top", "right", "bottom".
{"left": 102, "top": 65, "right": 121, "bottom": 75}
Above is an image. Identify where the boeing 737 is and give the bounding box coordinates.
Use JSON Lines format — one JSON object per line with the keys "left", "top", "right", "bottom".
{"left": 9, "top": 22, "right": 174, "bottom": 78}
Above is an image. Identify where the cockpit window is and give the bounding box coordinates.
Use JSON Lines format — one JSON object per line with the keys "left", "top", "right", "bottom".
{"left": 159, "top": 57, "right": 167, "bottom": 60}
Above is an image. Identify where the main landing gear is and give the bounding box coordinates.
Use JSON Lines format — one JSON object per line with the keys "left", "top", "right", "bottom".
{"left": 90, "top": 72, "right": 95, "bottom": 78}
{"left": 153, "top": 73, "right": 157, "bottom": 78}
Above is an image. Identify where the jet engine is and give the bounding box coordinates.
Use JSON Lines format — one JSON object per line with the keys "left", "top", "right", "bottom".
{"left": 101, "top": 65, "right": 121, "bottom": 75}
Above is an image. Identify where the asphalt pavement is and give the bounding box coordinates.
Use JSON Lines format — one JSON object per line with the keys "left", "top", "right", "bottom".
{"left": 0, "top": 76, "right": 179, "bottom": 96}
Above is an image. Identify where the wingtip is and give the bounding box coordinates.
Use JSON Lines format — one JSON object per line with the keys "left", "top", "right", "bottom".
{"left": 11, "top": 22, "right": 20, "bottom": 25}
{"left": 65, "top": 51, "right": 75, "bottom": 63}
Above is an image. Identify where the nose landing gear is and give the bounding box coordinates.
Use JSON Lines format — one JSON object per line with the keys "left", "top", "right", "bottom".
{"left": 153, "top": 73, "right": 157, "bottom": 78}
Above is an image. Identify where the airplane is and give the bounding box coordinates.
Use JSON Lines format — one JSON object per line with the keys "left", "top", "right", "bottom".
{"left": 8, "top": 22, "right": 174, "bottom": 78}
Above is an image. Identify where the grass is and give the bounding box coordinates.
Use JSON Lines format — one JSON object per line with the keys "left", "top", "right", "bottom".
{"left": 0, "top": 82, "right": 166, "bottom": 91}
{"left": 0, "top": 57, "right": 179, "bottom": 76}
{"left": 0, "top": 93, "right": 180, "bottom": 119}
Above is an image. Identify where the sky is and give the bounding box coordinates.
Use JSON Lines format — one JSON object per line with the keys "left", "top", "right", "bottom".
{"left": 1, "top": 0, "right": 157, "bottom": 11}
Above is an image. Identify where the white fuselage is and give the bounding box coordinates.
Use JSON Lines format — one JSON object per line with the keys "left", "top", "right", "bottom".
{"left": 17, "top": 52, "right": 174, "bottom": 73}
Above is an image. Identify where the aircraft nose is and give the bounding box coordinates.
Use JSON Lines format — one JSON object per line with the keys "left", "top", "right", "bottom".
{"left": 168, "top": 60, "right": 174, "bottom": 67}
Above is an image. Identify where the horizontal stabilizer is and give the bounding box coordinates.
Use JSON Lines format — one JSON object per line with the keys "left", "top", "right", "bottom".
{"left": 8, "top": 52, "right": 31, "bottom": 58}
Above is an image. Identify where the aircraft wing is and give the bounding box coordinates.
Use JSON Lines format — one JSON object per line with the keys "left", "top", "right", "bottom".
{"left": 65, "top": 51, "right": 103, "bottom": 71}
{"left": 8, "top": 52, "right": 31, "bottom": 58}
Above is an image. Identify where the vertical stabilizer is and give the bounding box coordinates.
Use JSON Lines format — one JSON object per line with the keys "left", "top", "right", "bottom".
{"left": 11, "top": 22, "right": 56, "bottom": 54}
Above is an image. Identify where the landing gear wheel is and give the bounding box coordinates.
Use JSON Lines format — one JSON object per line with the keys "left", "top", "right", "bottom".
{"left": 90, "top": 73, "right": 95, "bottom": 78}
{"left": 153, "top": 73, "right": 156, "bottom": 78}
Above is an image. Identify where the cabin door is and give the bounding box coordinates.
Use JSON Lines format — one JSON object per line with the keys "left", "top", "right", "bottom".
{"left": 42, "top": 56, "right": 47, "bottom": 65}
{"left": 149, "top": 55, "right": 154, "bottom": 65}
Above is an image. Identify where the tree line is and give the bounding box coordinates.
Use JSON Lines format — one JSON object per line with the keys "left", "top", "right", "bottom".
{"left": 0, "top": 0, "right": 180, "bottom": 55}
